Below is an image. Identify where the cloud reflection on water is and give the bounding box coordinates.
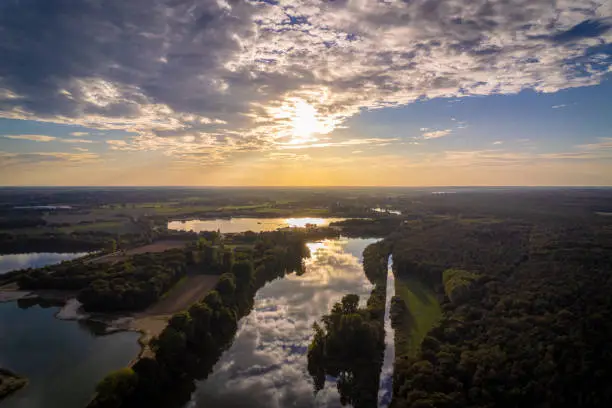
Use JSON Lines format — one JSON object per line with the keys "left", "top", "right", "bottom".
{"left": 0, "top": 252, "right": 89, "bottom": 275}
{"left": 187, "top": 238, "right": 377, "bottom": 408}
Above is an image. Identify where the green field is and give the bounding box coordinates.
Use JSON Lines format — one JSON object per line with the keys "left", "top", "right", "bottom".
{"left": 394, "top": 275, "right": 442, "bottom": 357}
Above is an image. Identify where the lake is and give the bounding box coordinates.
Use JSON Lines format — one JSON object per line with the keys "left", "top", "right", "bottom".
{"left": 0, "top": 302, "right": 140, "bottom": 408}
{"left": 168, "top": 217, "right": 345, "bottom": 233}
{"left": 372, "top": 208, "right": 402, "bottom": 215}
{"left": 0, "top": 253, "right": 89, "bottom": 275}
{"left": 185, "top": 237, "right": 389, "bottom": 408}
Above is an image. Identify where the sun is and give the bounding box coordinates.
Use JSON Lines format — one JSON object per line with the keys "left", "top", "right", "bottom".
{"left": 290, "top": 99, "right": 322, "bottom": 139}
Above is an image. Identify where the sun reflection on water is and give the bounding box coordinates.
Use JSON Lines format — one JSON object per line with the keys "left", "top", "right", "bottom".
{"left": 285, "top": 218, "right": 331, "bottom": 228}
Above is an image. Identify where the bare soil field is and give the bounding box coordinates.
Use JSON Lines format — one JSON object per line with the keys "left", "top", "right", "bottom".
{"left": 90, "top": 240, "right": 188, "bottom": 264}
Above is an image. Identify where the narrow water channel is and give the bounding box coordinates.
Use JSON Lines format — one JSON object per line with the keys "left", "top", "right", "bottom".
{"left": 185, "top": 237, "right": 378, "bottom": 408}
{"left": 378, "top": 256, "right": 395, "bottom": 407}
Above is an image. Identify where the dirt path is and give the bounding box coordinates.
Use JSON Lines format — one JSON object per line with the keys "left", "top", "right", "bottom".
{"left": 140, "top": 274, "right": 219, "bottom": 317}
{"left": 126, "top": 274, "right": 219, "bottom": 355}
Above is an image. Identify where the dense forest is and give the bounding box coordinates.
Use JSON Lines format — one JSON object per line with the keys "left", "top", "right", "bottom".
{"left": 0, "top": 231, "right": 110, "bottom": 255}
{"left": 3, "top": 188, "right": 612, "bottom": 407}
{"left": 389, "top": 216, "right": 612, "bottom": 408}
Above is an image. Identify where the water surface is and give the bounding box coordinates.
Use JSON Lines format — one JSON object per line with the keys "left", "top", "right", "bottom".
{"left": 168, "top": 217, "right": 345, "bottom": 233}
{"left": 378, "top": 257, "right": 396, "bottom": 407}
{"left": 187, "top": 238, "right": 379, "bottom": 408}
{"left": 0, "top": 302, "right": 140, "bottom": 408}
{"left": 0, "top": 253, "right": 89, "bottom": 275}
{"left": 372, "top": 208, "right": 401, "bottom": 215}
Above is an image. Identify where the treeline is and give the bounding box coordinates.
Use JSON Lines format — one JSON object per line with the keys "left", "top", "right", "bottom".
{"left": 307, "top": 242, "right": 390, "bottom": 408}
{"left": 0, "top": 215, "right": 47, "bottom": 229}
{"left": 89, "top": 230, "right": 311, "bottom": 408}
{"left": 331, "top": 218, "right": 401, "bottom": 238}
{"left": 391, "top": 220, "right": 530, "bottom": 288}
{"left": 390, "top": 218, "right": 612, "bottom": 407}
{"left": 0, "top": 231, "right": 108, "bottom": 254}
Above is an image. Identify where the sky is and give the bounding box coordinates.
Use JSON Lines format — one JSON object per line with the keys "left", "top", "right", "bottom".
{"left": 0, "top": 0, "right": 611, "bottom": 186}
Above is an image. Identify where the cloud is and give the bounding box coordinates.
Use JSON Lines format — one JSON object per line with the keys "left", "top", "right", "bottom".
{"left": 73, "top": 147, "right": 89, "bottom": 152}
{"left": 0, "top": 1, "right": 610, "bottom": 161}
{"left": 577, "top": 137, "right": 612, "bottom": 150}
{"left": 3, "top": 134, "right": 97, "bottom": 144}
{"left": 59, "top": 138, "right": 95, "bottom": 144}
{"left": 278, "top": 137, "right": 396, "bottom": 150}
{"left": 106, "top": 139, "right": 130, "bottom": 150}
{"left": 552, "top": 104, "right": 568, "bottom": 109}
{"left": 493, "top": 141, "right": 504, "bottom": 145}
{"left": 267, "top": 153, "right": 311, "bottom": 161}
{"left": 435, "top": 146, "right": 612, "bottom": 167}
{"left": 69, "top": 132, "right": 89, "bottom": 136}
{"left": 423, "top": 129, "right": 452, "bottom": 139}
{"left": 4, "top": 134, "right": 56, "bottom": 142}
{"left": 0, "top": 151, "right": 100, "bottom": 167}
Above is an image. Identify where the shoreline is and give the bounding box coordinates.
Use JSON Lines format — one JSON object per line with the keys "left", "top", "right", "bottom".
{"left": 0, "top": 285, "right": 186, "bottom": 362}
{"left": 0, "top": 367, "right": 28, "bottom": 402}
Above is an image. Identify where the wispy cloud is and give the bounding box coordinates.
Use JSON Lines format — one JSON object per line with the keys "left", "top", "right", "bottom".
{"left": 577, "top": 137, "right": 612, "bottom": 150}
{"left": 422, "top": 130, "right": 452, "bottom": 139}
{"left": 493, "top": 141, "right": 504, "bottom": 145}
{"left": 4, "top": 134, "right": 56, "bottom": 142}
{"left": 69, "top": 132, "right": 89, "bottom": 137}
{"left": 267, "top": 153, "right": 311, "bottom": 161}
{"left": 0, "top": 151, "right": 100, "bottom": 167}
{"left": 278, "top": 138, "right": 396, "bottom": 150}
{"left": 106, "top": 139, "right": 130, "bottom": 150}
{"left": 552, "top": 104, "right": 568, "bottom": 109}
{"left": 59, "top": 138, "right": 95, "bottom": 144}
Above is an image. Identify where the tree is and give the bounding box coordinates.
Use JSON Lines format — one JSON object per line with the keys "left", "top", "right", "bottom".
{"left": 216, "top": 273, "right": 236, "bottom": 302}
{"left": 95, "top": 368, "right": 138, "bottom": 407}
{"left": 232, "top": 260, "right": 254, "bottom": 289}
{"left": 152, "top": 328, "right": 187, "bottom": 373}
{"left": 222, "top": 250, "right": 234, "bottom": 272}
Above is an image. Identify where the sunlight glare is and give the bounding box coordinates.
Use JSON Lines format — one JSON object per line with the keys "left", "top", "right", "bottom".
{"left": 291, "top": 100, "right": 321, "bottom": 139}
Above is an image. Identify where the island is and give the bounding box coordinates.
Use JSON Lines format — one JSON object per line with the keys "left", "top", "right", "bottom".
{"left": 0, "top": 368, "right": 27, "bottom": 401}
